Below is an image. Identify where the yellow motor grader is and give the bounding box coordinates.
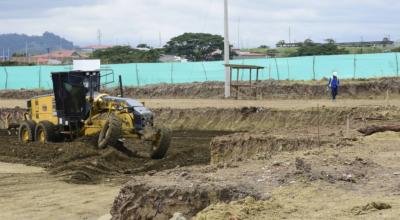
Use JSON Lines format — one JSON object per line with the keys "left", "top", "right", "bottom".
{"left": 18, "top": 70, "right": 170, "bottom": 159}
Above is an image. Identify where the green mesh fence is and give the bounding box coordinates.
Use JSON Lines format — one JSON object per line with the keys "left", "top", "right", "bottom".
{"left": 0, "top": 52, "right": 399, "bottom": 89}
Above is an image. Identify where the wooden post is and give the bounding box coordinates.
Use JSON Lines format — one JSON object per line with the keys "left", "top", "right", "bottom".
{"left": 353, "top": 55, "right": 357, "bottom": 79}
{"left": 170, "top": 63, "right": 174, "bottom": 84}
{"left": 202, "top": 62, "right": 208, "bottom": 81}
{"left": 256, "top": 69, "right": 259, "bottom": 81}
{"left": 249, "top": 68, "right": 252, "bottom": 85}
{"left": 236, "top": 68, "right": 239, "bottom": 99}
{"left": 286, "top": 59, "right": 290, "bottom": 80}
{"left": 274, "top": 58, "right": 280, "bottom": 80}
{"left": 135, "top": 64, "right": 140, "bottom": 86}
{"left": 4, "top": 67, "right": 8, "bottom": 89}
{"left": 38, "top": 65, "right": 41, "bottom": 89}
{"left": 396, "top": 53, "right": 399, "bottom": 77}
{"left": 313, "top": 56, "right": 316, "bottom": 80}
{"left": 268, "top": 63, "right": 272, "bottom": 80}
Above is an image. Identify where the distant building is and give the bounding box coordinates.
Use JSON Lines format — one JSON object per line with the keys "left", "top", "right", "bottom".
{"left": 276, "top": 42, "right": 302, "bottom": 48}
{"left": 135, "top": 47, "right": 151, "bottom": 51}
{"left": 159, "top": 54, "right": 188, "bottom": 63}
{"left": 30, "top": 50, "right": 83, "bottom": 64}
{"left": 80, "top": 45, "right": 113, "bottom": 52}
{"left": 336, "top": 40, "right": 394, "bottom": 47}
{"left": 233, "top": 50, "right": 266, "bottom": 60}
{"left": 277, "top": 40, "right": 394, "bottom": 48}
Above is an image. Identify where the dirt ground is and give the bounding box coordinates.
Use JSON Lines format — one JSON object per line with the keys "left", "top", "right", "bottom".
{"left": 2, "top": 98, "right": 400, "bottom": 110}
{"left": 194, "top": 132, "right": 400, "bottom": 220}
{"left": 113, "top": 131, "right": 400, "bottom": 219}
{"left": 1, "top": 96, "right": 400, "bottom": 219}
{"left": 0, "top": 162, "right": 119, "bottom": 220}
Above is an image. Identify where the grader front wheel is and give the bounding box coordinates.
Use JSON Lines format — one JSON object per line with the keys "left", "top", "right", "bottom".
{"left": 148, "top": 128, "right": 171, "bottom": 159}
{"left": 98, "top": 114, "right": 122, "bottom": 149}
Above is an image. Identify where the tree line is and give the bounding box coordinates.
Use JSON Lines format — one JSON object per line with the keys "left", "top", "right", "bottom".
{"left": 88, "top": 34, "right": 400, "bottom": 63}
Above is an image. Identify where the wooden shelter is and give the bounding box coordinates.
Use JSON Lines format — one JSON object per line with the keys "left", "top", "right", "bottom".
{"left": 225, "top": 64, "right": 264, "bottom": 99}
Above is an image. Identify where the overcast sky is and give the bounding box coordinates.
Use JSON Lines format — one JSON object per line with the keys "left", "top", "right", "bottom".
{"left": 0, "top": 0, "right": 399, "bottom": 47}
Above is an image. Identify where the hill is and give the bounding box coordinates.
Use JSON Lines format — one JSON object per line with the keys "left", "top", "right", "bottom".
{"left": 0, "top": 32, "right": 74, "bottom": 56}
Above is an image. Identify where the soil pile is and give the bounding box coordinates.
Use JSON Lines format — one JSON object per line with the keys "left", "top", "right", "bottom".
{"left": 0, "top": 130, "right": 220, "bottom": 184}
{"left": 111, "top": 178, "right": 258, "bottom": 220}
{"left": 193, "top": 197, "right": 287, "bottom": 220}
{"left": 210, "top": 133, "right": 324, "bottom": 165}
{"left": 2, "top": 77, "right": 400, "bottom": 100}
{"left": 119, "top": 77, "right": 400, "bottom": 99}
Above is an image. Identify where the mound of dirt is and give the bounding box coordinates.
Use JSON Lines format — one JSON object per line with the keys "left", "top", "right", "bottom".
{"left": 193, "top": 197, "right": 287, "bottom": 220}
{"left": 0, "top": 130, "right": 221, "bottom": 184}
{"left": 111, "top": 173, "right": 260, "bottom": 220}
{"left": 2, "top": 77, "right": 400, "bottom": 100}
{"left": 0, "top": 89, "right": 51, "bottom": 99}
{"left": 117, "top": 77, "right": 400, "bottom": 99}
{"left": 210, "top": 133, "right": 326, "bottom": 165}
{"left": 351, "top": 202, "right": 392, "bottom": 215}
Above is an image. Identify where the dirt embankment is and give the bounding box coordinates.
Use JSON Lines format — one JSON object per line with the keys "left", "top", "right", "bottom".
{"left": 4, "top": 105, "right": 399, "bottom": 131}
{"left": 154, "top": 106, "right": 400, "bottom": 132}
{"left": 1, "top": 77, "right": 400, "bottom": 100}
{"left": 210, "top": 133, "right": 327, "bottom": 165}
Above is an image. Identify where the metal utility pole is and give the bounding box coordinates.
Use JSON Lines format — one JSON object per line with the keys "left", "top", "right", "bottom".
{"left": 25, "top": 41, "right": 28, "bottom": 63}
{"left": 159, "top": 32, "right": 162, "bottom": 48}
{"left": 224, "top": 0, "right": 231, "bottom": 98}
{"left": 97, "top": 29, "right": 102, "bottom": 46}
{"left": 237, "top": 17, "right": 240, "bottom": 49}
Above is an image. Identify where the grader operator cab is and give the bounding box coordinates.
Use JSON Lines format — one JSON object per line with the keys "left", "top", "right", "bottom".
{"left": 18, "top": 70, "right": 170, "bottom": 159}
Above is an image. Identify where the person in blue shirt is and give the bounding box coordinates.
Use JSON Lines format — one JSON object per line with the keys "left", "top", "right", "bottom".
{"left": 328, "top": 72, "right": 340, "bottom": 100}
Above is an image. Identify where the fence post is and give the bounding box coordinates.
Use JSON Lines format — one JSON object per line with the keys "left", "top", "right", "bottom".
{"left": 201, "top": 62, "right": 208, "bottom": 81}
{"left": 274, "top": 58, "right": 280, "bottom": 81}
{"left": 4, "top": 67, "right": 8, "bottom": 89}
{"left": 170, "top": 63, "right": 174, "bottom": 84}
{"left": 268, "top": 62, "right": 272, "bottom": 80}
{"left": 38, "top": 65, "right": 41, "bottom": 89}
{"left": 353, "top": 55, "right": 357, "bottom": 79}
{"left": 312, "top": 56, "right": 316, "bottom": 80}
{"left": 135, "top": 64, "right": 140, "bottom": 86}
{"left": 395, "top": 53, "right": 399, "bottom": 77}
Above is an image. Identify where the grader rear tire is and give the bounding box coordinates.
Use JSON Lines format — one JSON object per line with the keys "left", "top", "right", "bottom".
{"left": 18, "top": 121, "right": 36, "bottom": 143}
{"left": 98, "top": 114, "right": 122, "bottom": 149}
{"left": 149, "top": 128, "right": 171, "bottom": 159}
{"left": 35, "top": 121, "right": 56, "bottom": 143}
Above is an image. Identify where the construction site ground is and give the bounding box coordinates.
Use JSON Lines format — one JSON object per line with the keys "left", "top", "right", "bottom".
{"left": 3, "top": 98, "right": 400, "bottom": 110}
{"left": 1, "top": 96, "right": 400, "bottom": 219}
